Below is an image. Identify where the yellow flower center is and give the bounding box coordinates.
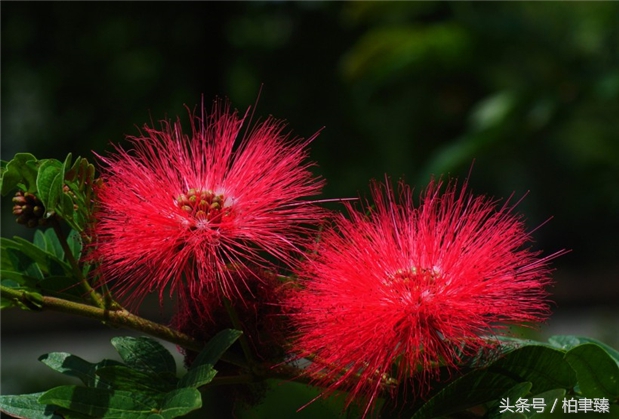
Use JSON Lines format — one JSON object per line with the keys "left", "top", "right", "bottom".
{"left": 175, "top": 188, "right": 233, "bottom": 225}
{"left": 387, "top": 266, "right": 444, "bottom": 303}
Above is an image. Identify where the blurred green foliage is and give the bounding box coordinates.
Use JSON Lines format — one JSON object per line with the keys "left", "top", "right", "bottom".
{"left": 2, "top": 2, "right": 619, "bottom": 305}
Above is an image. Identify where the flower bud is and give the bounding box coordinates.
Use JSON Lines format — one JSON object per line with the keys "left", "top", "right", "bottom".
{"left": 12, "top": 191, "right": 49, "bottom": 228}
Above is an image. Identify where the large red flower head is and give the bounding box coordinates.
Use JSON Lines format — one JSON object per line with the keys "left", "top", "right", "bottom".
{"left": 288, "top": 178, "right": 564, "bottom": 416}
{"left": 91, "top": 100, "right": 326, "bottom": 308}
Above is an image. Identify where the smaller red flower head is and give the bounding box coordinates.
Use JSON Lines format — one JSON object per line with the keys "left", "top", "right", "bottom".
{"left": 172, "top": 265, "right": 290, "bottom": 368}
{"left": 90, "top": 99, "right": 326, "bottom": 309}
{"left": 288, "top": 178, "right": 565, "bottom": 416}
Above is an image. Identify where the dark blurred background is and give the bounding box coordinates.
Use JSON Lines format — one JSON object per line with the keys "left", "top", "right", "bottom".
{"left": 2, "top": 1, "right": 618, "bottom": 404}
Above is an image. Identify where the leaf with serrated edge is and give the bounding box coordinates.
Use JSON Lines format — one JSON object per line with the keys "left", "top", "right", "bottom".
{"left": 565, "top": 343, "right": 619, "bottom": 399}
{"left": 111, "top": 337, "right": 177, "bottom": 377}
{"left": 38, "top": 386, "right": 158, "bottom": 419}
{"left": 0, "top": 392, "right": 62, "bottom": 419}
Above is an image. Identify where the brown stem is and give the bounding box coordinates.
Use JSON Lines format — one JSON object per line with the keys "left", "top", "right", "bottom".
{"left": 3, "top": 286, "right": 208, "bottom": 356}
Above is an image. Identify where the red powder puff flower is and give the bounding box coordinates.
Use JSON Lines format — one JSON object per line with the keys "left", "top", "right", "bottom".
{"left": 91, "top": 100, "right": 326, "bottom": 308}
{"left": 288, "top": 178, "right": 565, "bottom": 416}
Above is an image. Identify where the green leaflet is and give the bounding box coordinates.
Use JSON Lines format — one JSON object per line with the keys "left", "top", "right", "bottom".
{"left": 177, "top": 329, "right": 242, "bottom": 389}
{"left": 565, "top": 343, "right": 619, "bottom": 400}
{"left": 111, "top": 336, "right": 178, "bottom": 380}
{"left": 0, "top": 392, "right": 62, "bottom": 419}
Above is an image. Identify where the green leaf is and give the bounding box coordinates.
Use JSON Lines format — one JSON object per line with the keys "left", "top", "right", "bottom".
{"left": 176, "top": 329, "right": 242, "bottom": 389}
{"left": 495, "top": 336, "right": 557, "bottom": 350}
{"left": 62, "top": 155, "right": 97, "bottom": 233}
{"left": 111, "top": 337, "right": 177, "bottom": 379}
{"left": 1, "top": 270, "right": 43, "bottom": 287}
{"left": 408, "top": 367, "right": 528, "bottom": 419}
{"left": 564, "top": 343, "right": 619, "bottom": 399}
{"left": 60, "top": 192, "right": 76, "bottom": 223}
{"left": 3, "top": 245, "right": 44, "bottom": 281}
{"left": 490, "top": 345, "right": 577, "bottom": 394}
{"left": 39, "top": 352, "right": 94, "bottom": 383}
{"left": 38, "top": 386, "right": 158, "bottom": 419}
{"left": 548, "top": 335, "right": 586, "bottom": 351}
{"left": 63, "top": 154, "right": 82, "bottom": 183}
{"left": 54, "top": 408, "right": 97, "bottom": 419}
{"left": 490, "top": 387, "right": 579, "bottom": 419}
{"left": 525, "top": 388, "right": 566, "bottom": 417}
{"left": 31, "top": 231, "right": 67, "bottom": 276}
{"left": 95, "top": 365, "right": 175, "bottom": 397}
{"left": 487, "top": 382, "right": 533, "bottom": 419}
{"left": 2, "top": 271, "right": 82, "bottom": 302}
{"left": 36, "top": 159, "right": 64, "bottom": 213}
{"left": 403, "top": 345, "right": 576, "bottom": 419}
{"left": 1, "top": 153, "right": 39, "bottom": 195}
{"left": 33, "top": 229, "right": 65, "bottom": 261}
{"left": 87, "top": 359, "right": 128, "bottom": 390}
{"left": 156, "top": 388, "right": 202, "bottom": 419}
{"left": 2, "top": 235, "right": 80, "bottom": 301}
{"left": 39, "top": 352, "right": 124, "bottom": 389}
{"left": 62, "top": 153, "right": 74, "bottom": 179}
{"left": 0, "top": 392, "right": 62, "bottom": 419}
{"left": 3, "top": 236, "right": 72, "bottom": 278}
{"left": 189, "top": 329, "right": 242, "bottom": 370}
{"left": 550, "top": 335, "right": 619, "bottom": 365}
{"left": 178, "top": 364, "right": 217, "bottom": 389}
{"left": 67, "top": 229, "right": 83, "bottom": 261}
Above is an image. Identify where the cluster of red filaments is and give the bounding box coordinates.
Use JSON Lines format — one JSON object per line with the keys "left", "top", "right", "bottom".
{"left": 388, "top": 266, "right": 444, "bottom": 303}
{"left": 175, "top": 188, "right": 232, "bottom": 225}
